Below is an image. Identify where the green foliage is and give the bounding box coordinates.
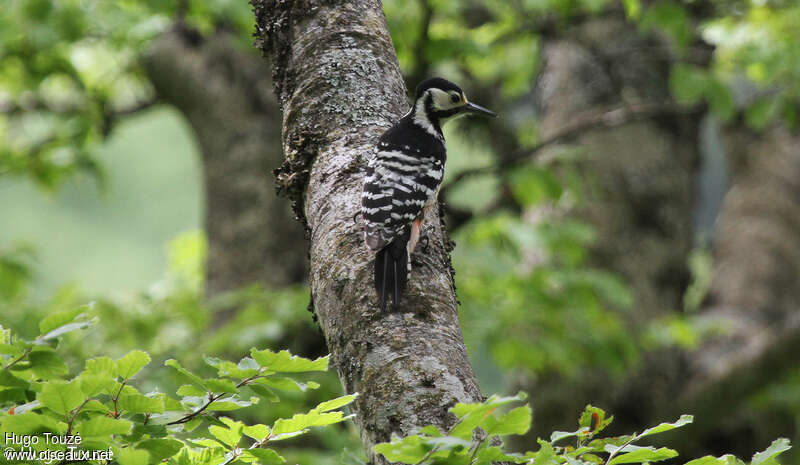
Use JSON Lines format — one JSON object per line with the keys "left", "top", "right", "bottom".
{"left": 0, "top": 0, "right": 254, "bottom": 188}
{"left": 0, "top": 312, "right": 357, "bottom": 465}
{"left": 701, "top": 3, "right": 800, "bottom": 129}
{"left": 454, "top": 196, "right": 637, "bottom": 379}
{"left": 682, "top": 246, "right": 713, "bottom": 314}
{"left": 374, "top": 400, "right": 791, "bottom": 465}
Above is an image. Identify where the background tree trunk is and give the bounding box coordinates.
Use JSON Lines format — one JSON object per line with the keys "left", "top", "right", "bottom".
{"left": 522, "top": 15, "right": 800, "bottom": 457}
{"left": 250, "top": 1, "right": 484, "bottom": 462}
{"left": 675, "top": 125, "right": 800, "bottom": 455}
{"left": 526, "top": 15, "right": 700, "bottom": 438}
{"left": 142, "top": 27, "right": 307, "bottom": 296}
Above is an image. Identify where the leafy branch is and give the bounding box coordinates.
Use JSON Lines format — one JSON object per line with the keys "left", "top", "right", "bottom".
{"left": 166, "top": 371, "right": 265, "bottom": 426}
{"left": 373, "top": 398, "right": 789, "bottom": 465}
{"left": 2, "top": 347, "right": 31, "bottom": 371}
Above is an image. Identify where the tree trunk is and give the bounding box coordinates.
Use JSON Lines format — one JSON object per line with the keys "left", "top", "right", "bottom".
{"left": 250, "top": 1, "right": 484, "bottom": 462}
{"left": 142, "top": 27, "right": 307, "bottom": 296}
{"left": 526, "top": 16, "right": 800, "bottom": 457}
{"left": 527, "top": 15, "right": 700, "bottom": 438}
{"left": 672, "top": 125, "right": 800, "bottom": 456}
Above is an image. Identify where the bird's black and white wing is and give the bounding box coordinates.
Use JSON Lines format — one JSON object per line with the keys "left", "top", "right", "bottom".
{"left": 361, "top": 140, "right": 443, "bottom": 251}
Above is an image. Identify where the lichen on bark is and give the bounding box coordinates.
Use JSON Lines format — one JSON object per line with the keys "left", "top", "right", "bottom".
{"left": 250, "top": 0, "right": 484, "bottom": 462}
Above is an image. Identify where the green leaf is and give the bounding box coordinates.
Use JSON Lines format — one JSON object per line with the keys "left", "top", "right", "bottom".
{"left": 137, "top": 438, "right": 184, "bottom": 461}
{"left": 0, "top": 412, "right": 66, "bottom": 435}
{"left": 272, "top": 410, "right": 350, "bottom": 437}
{"left": 183, "top": 417, "right": 203, "bottom": 432}
{"left": 38, "top": 305, "right": 88, "bottom": 335}
{"left": 448, "top": 392, "right": 528, "bottom": 439}
{"left": 209, "top": 424, "right": 242, "bottom": 448}
{"left": 314, "top": 394, "right": 358, "bottom": 412}
{"left": 28, "top": 350, "right": 69, "bottom": 379}
{"left": 243, "top": 424, "right": 270, "bottom": 441}
{"left": 243, "top": 448, "right": 286, "bottom": 464}
{"left": 418, "top": 425, "right": 442, "bottom": 437}
{"left": 81, "top": 400, "right": 111, "bottom": 414}
{"left": 177, "top": 384, "right": 207, "bottom": 397}
{"left": 207, "top": 396, "right": 258, "bottom": 411}
{"left": 79, "top": 374, "right": 112, "bottom": 397}
{"left": 551, "top": 428, "right": 590, "bottom": 443}
{"left": 0, "top": 387, "right": 27, "bottom": 404}
{"left": 114, "top": 447, "right": 150, "bottom": 465}
{"left": 84, "top": 356, "right": 116, "bottom": 378}
{"left": 250, "top": 348, "right": 328, "bottom": 372}
{"left": 533, "top": 439, "right": 557, "bottom": 465}
{"left": 189, "top": 438, "right": 226, "bottom": 449}
{"left": 39, "top": 318, "right": 95, "bottom": 341}
{"left": 0, "top": 343, "right": 20, "bottom": 355}
{"left": 373, "top": 434, "right": 429, "bottom": 464}
{"left": 116, "top": 350, "right": 151, "bottom": 380}
{"left": 608, "top": 447, "right": 678, "bottom": 464}
{"left": 684, "top": 457, "right": 732, "bottom": 465}
{"left": 0, "top": 370, "right": 29, "bottom": 388}
{"left": 484, "top": 405, "right": 531, "bottom": 436}
{"left": 248, "top": 383, "right": 279, "bottom": 401}
{"left": 751, "top": 438, "right": 791, "bottom": 465}
{"left": 255, "top": 376, "right": 320, "bottom": 392}
{"left": 39, "top": 380, "right": 85, "bottom": 415}
{"left": 165, "top": 359, "right": 207, "bottom": 389}
{"left": 451, "top": 392, "right": 526, "bottom": 418}
{"left": 77, "top": 415, "right": 133, "bottom": 438}
{"left": 638, "top": 415, "right": 693, "bottom": 438}
{"left": 206, "top": 356, "right": 260, "bottom": 378}
{"left": 578, "top": 405, "right": 613, "bottom": 434}
{"left": 206, "top": 378, "right": 239, "bottom": 394}
{"left": 476, "top": 446, "right": 528, "bottom": 464}
{"left": 118, "top": 392, "right": 165, "bottom": 414}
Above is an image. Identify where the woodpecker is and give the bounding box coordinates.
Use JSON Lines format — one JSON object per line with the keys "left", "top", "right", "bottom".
{"left": 361, "top": 77, "right": 497, "bottom": 311}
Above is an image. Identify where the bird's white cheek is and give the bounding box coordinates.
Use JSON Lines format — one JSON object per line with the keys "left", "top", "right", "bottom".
{"left": 430, "top": 89, "right": 456, "bottom": 110}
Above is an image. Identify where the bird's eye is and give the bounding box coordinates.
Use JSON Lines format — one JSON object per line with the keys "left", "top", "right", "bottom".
{"left": 450, "top": 93, "right": 460, "bottom": 103}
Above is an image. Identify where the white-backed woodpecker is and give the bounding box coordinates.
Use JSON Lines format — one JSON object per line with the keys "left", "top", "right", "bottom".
{"left": 361, "top": 77, "right": 497, "bottom": 311}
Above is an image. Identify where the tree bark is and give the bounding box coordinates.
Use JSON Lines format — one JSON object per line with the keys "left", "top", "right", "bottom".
{"left": 525, "top": 16, "right": 700, "bottom": 438}
{"left": 142, "top": 27, "right": 307, "bottom": 296}
{"left": 534, "top": 17, "right": 699, "bottom": 324}
{"left": 524, "top": 17, "right": 800, "bottom": 457}
{"left": 671, "top": 125, "right": 800, "bottom": 455}
{"left": 250, "top": 1, "right": 483, "bottom": 462}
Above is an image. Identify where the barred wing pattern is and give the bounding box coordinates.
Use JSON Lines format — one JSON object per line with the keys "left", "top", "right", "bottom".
{"left": 362, "top": 137, "right": 445, "bottom": 251}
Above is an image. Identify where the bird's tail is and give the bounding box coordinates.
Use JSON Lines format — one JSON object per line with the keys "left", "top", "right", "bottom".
{"left": 374, "top": 228, "right": 410, "bottom": 312}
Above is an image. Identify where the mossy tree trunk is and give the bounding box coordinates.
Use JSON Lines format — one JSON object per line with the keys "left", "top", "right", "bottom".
{"left": 250, "top": 0, "right": 484, "bottom": 462}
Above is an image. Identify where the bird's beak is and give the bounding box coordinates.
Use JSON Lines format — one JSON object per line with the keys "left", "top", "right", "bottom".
{"left": 463, "top": 101, "right": 497, "bottom": 117}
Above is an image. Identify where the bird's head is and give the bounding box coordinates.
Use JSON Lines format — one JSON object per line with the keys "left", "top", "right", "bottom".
{"left": 412, "top": 77, "right": 497, "bottom": 124}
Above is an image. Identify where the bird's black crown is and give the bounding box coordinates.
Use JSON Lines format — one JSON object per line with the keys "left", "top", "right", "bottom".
{"left": 415, "top": 77, "right": 463, "bottom": 99}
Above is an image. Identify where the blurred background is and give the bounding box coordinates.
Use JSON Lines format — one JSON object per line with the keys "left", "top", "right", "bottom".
{"left": 1, "top": 0, "right": 799, "bottom": 463}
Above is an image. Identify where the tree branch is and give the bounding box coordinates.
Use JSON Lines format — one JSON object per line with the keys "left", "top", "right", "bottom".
{"left": 442, "top": 102, "right": 702, "bottom": 196}
{"left": 251, "top": 0, "right": 484, "bottom": 462}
